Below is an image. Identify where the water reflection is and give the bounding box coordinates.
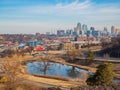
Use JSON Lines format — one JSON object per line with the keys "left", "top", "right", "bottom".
{"left": 66, "top": 66, "right": 79, "bottom": 78}
{"left": 37, "top": 62, "right": 53, "bottom": 75}
{"left": 26, "top": 62, "right": 90, "bottom": 79}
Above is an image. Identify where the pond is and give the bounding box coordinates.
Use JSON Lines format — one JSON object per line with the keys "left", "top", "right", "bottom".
{"left": 26, "top": 61, "right": 92, "bottom": 79}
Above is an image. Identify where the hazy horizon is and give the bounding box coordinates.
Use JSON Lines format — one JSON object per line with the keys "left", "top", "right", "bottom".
{"left": 0, "top": 0, "right": 120, "bottom": 34}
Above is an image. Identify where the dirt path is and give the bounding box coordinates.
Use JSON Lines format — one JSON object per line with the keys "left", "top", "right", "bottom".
{"left": 18, "top": 73, "right": 80, "bottom": 89}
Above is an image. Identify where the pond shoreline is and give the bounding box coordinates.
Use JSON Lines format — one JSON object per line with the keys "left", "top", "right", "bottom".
{"left": 22, "top": 56, "right": 96, "bottom": 73}
{"left": 21, "top": 56, "right": 120, "bottom": 82}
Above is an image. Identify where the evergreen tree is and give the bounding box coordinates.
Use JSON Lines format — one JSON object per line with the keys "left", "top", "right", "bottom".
{"left": 86, "top": 50, "right": 94, "bottom": 61}
{"left": 86, "top": 63, "right": 114, "bottom": 86}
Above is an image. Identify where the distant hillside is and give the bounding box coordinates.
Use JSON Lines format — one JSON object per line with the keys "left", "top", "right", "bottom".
{"left": 100, "top": 36, "right": 120, "bottom": 58}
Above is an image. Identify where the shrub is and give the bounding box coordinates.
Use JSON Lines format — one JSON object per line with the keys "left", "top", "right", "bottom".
{"left": 86, "top": 50, "right": 94, "bottom": 61}
{"left": 86, "top": 63, "right": 114, "bottom": 86}
{"left": 0, "top": 76, "right": 8, "bottom": 83}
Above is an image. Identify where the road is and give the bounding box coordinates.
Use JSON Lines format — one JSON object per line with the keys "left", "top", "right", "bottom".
{"left": 76, "top": 57, "right": 120, "bottom": 63}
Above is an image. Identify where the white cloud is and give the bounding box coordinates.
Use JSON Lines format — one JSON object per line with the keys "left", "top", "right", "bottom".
{"left": 0, "top": 0, "right": 120, "bottom": 33}
{"left": 55, "top": 0, "right": 91, "bottom": 10}
{"left": 21, "top": 0, "right": 92, "bottom": 15}
{"left": 1, "top": 0, "right": 120, "bottom": 19}
{"left": 18, "top": 0, "right": 120, "bottom": 21}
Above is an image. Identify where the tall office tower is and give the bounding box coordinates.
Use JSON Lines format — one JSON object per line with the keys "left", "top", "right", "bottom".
{"left": 90, "top": 27, "right": 95, "bottom": 37}
{"left": 104, "top": 27, "right": 108, "bottom": 31}
{"left": 111, "top": 26, "right": 115, "bottom": 34}
{"left": 74, "top": 22, "right": 82, "bottom": 36}
{"left": 90, "top": 27, "right": 95, "bottom": 31}
{"left": 66, "top": 29, "right": 73, "bottom": 36}
{"left": 77, "top": 23, "right": 82, "bottom": 36}
{"left": 82, "top": 24, "right": 88, "bottom": 31}
{"left": 97, "top": 30, "right": 101, "bottom": 37}
{"left": 82, "top": 24, "right": 88, "bottom": 36}
{"left": 77, "top": 23, "right": 81, "bottom": 30}
{"left": 103, "top": 27, "right": 108, "bottom": 37}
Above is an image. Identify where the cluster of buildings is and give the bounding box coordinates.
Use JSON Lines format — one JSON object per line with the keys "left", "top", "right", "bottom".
{"left": 0, "top": 22, "right": 120, "bottom": 52}
{"left": 54, "top": 23, "right": 120, "bottom": 38}
{"left": 111, "top": 26, "right": 120, "bottom": 37}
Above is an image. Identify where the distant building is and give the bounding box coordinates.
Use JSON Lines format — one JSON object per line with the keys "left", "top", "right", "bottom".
{"left": 74, "top": 23, "right": 82, "bottom": 36}
{"left": 66, "top": 29, "right": 73, "bottom": 36}
{"left": 102, "top": 27, "right": 108, "bottom": 37}
{"left": 46, "top": 32, "right": 50, "bottom": 35}
{"left": 60, "top": 42, "right": 77, "bottom": 50}
{"left": 92, "top": 30, "right": 99, "bottom": 37}
{"left": 57, "top": 30, "right": 65, "bottom": 36}
{"left": 116, "top": 28, "right": 120, "bottom": 35}
{"left": 72, "top": 31, "right": 77, "bottom": 36}
{"left": 82, "top": 24, "right": 88, "bottom": 32}
{"left": 26, "top": 41, "right": 40, "bottom": 47}
{"left": 86, "top": 30, "right": 92, "bottom": 37}
{"left": 34, "top": 46, "right": 45, "bottom": 51}
{"left": 90, "top": 27, "right": 95, "bottom": 31}
{"left": 18, "top": 43, "right": 25, "bottom": 48}
{"left": 82, "top": 24, "right": 88, "bottom": 36}
{"left": 36, "top": 32, "right": 40, "bottom": 36}
{"left": 0, "top": 36, "right": 3, "bottom": 40}
{"left": 111, "top": 26, "right": 115, "bottom": 34}
{"left": 104, "top": 27, "right": 108, "bottom": 32}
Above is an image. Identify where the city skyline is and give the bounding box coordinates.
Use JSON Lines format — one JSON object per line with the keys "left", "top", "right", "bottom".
{"left": 0, "top": 0, "right": 120, "bottom": 34}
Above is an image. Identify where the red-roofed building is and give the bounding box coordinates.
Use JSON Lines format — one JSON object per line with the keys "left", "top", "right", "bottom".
{"left": 34, "top": 46, "right": 45, "bottom": 51}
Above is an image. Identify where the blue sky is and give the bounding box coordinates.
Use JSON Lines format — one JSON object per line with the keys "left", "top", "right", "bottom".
{"left": 0, "top": 0, "right": 120, "bottom": 34}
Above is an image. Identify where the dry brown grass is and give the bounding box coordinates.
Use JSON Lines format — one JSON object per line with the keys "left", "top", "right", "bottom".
{"left": 113, "top": 63, "right": 120, "bottom": 79}
{"left": 0, "top": 53, "right": 96, "bottom": 89}
{"left": 18, "top": 73, "right": 80, "bottom": 88}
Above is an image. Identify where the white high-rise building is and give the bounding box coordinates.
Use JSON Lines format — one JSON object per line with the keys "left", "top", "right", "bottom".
{"left": 74, "top": 23, "right": 81, "bottom": 36}
{"left": 82, "top": 24, "right": 88, "bottom": 36}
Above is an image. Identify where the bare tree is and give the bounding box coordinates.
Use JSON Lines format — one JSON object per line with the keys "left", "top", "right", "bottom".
{"left": 0, "top": 56, "right": 21, "bottom": 90}
{"left": 37, "top": 52, "right": 53, "bottom": 75}
{"left": 66, "top": 49, "right": 83, "bottom": 61}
